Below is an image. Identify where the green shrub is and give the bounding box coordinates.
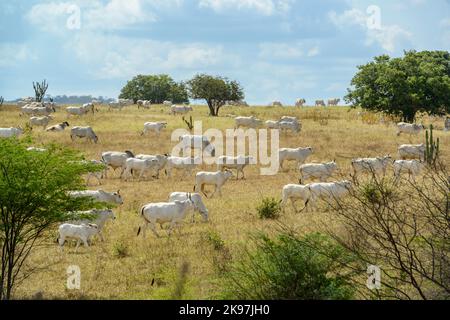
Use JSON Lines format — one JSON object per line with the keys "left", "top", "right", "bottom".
{"left": 222, "top": 232, "right": 357, "bottom": 300}
{"left": 257, "top": 197, "right": 281, "bottom": 219}
{"left": 113, "top": 241, "right": 129, "bottom": 258}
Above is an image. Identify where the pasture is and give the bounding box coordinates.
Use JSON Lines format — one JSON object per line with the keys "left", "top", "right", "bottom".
{"left": 0, "top": 104, "right": 448, "bottom": 299}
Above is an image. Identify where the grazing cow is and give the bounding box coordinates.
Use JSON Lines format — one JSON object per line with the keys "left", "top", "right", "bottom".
{"left": 29, "top": 115, "right": 52, "bottom": 129}
{"left": 70, "top": 126, "right": 98, "bottom": 143}
{"left": 278, "top": 120, "right": 301, "bottom": 134}
{"left": 122, "top": 158, "right": 159, "bottom": 181}
{"left": 171, "top": 105, "right": 193, "bottom": 115}
{"left": 396, "top": 122, "right": 424, "bottom": 136}
{"left": 68, "top": 209, "right": 115, "bottom": 241}
{"left": 84, "top": 160, "right": 107, "bottom": 186}
{"left": 194, "top": 170, "right": 233, "bottom": 198}
{"left": 279, "top": 147, "right": 313, "bottom": 169}
{"left": 271, "top": 101, "right": 283, "bottom": 107}
{"left": 179, "top": 134, "right": 216, "bottom": 157}
{"left": 280, "top": 116, "right": 299, "bottom": 123}
{"left": 298, "top": 161, "right": 338, "bottom": 184}
{"left": 163, "top": 100, "right": 173, "bottom": 106}
{"left": 168, "top": 192, "right": 209, "bottom": 222}
{"left": 58, "top": 223, "right": 99, "bottom": 251}
{"left": 137, "top": 100, "right": 151, "bottom": 109}
{"left": 118, "top": 99, "right": 133, "bottom": 105}
{"left": 82, "top": 103, "right": 95, "bottom": 113}
{"left": 135, "top": 154, "right": 168, "bottom": 179}
{"left": 101, "top": 150, "right": 135, "bottom": 178}
{"left": 137, "top": 199, "right": 195, "bottom": 237}
{"left": 46, "top": 121, "right": 70, "bottom": 132}
{"left": 281, "top": 184, "right": 311, "bottom": 213}
{"left": 295, "top": 99, "right": 306, "bottom": 107}
{"left": 165, "top": 156, "right": 199, "bottom": 178}
{"left": 306, "top": 181, "right": 352, "bottom": 210}
{"left": 234, "top": 116, "right": 262, "bottom": 129}
{"left": 398, "top": 144, "right": 426, "bottom": 160}
{"left": 69, "top": 189, "right": 123, "bottom": 205}
{"left": 66, "top": 106, "right": 91, "bottom": 116}
{"left": 141, "top": 122, "right": 167, "bottom": 136}
{"left": 327, "top": 98, "right": 340, "bottom": 106}
{"left": 315, "top": 100, "right": 326, "bottom": 107}
{"left": 216, "top": 155, "right": 255, "bottom": 180}
{"left": 393, "top": 160, "right": 425, "bottom": 182}
{"left": 351, "top": 156, "right": 392, "bottom": 178}
{"left": 0, "top": 127, "right": 23, "bottom": 138}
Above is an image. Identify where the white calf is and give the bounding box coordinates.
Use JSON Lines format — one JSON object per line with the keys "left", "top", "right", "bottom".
{"left": 29, "top": 116, "right": 52, "bottom": 129}
{"left": 135, "top": 154, "right": 168, "bottom": 178}
{"left": 235, "top": 116, "right": 262, "bottom": 129}
{"left": 69, "top": 209, "right": 116, "bottom": 241}
{"left": 281, "top": 184, "right": 311, "bottom": 213}
{"left": 58, "top": 223, "right": 99, "bottom": 251}
{"left": 279, "top": 147, "right": 313, "bottom": 169}
{"left": 216, "top": 155, "right": 255, "bottom": 179}
{"left": 171, "top": 105, "right": 193, "bottom": 115}
{"left": 393, "top": 160, "right": 425, "bottom": 181}
{"left": 398, "top": 144, "right": 426, "bottom": 160}
{"left": 141, "top": 122, "right": 167, "bottom": 136}
{"left": 70, "top": 126, "right": 98, "bottom": 143}
{"left": 46, "top": 122, "right": 70, "bottom": 132}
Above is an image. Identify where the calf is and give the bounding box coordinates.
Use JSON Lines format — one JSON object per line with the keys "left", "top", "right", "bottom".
{"left": 58, "top": 223, "right": 99, "bottom": 251}
{"left": 281, "top": 184, "right": 311, "bottom": 213}
{"left": 299, "top": 161, "right": 338, "bottom": 184}
{"left": 234, "top": 116, "right": 262, "bottom": 129}
{"left": 68, "top": 209, "right": 116, "bottom": 241}
{"left": 216, "top": 155, "right": 255, "bottom": 179}
{"left": 141, "top": 122, "right": 167, "bottom": 136}
{"left": 29, "top": 116, "right": 52, "bottom": 129}
{"left": 194, "top": 170, "right": 233, "bottom": 198}
{"left": 279, "top": 147, "right": 313, "bottom": 169}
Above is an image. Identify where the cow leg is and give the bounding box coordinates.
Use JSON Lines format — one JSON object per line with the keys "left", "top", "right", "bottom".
{"left": 290, "top": 199, "right": 299, "bottom": 213}
{"left": 149, "top": 223, "right": 159, "bottom": 238}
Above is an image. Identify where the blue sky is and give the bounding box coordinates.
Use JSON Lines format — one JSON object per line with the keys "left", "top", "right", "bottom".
{"left": 0, "top": 0, "right": 449, "bottom": 104}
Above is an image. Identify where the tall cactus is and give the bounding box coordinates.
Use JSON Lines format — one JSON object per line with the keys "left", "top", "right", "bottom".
{"left": 33, "top": 80, "right": 49, "bottom": 102}
{"left": 182, "top": 115, "right": 194, "bottom": 132}
{"left": 424, "top": 124, "right": 440, "bottom": 167}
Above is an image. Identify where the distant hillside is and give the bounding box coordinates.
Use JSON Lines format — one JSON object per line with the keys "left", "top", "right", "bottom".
{"left": 8, "top": 95, "right": 116, "bottom": 105}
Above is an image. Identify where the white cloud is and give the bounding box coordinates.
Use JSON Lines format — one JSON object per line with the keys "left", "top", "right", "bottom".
{"left": 259, "top": 42, "right": 320, "bottom": 59}
{"left": 198, "top": 0, "right": 292, "bottom": 16}
{"left": 329, "top": 8, "right": 412, "bottom": 52}
{"left": 0, "top": 43, "right": 37, "bottom": 68}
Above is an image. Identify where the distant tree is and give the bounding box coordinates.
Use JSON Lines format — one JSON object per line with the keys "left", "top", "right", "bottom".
{"left": 345, "top": 50, "right": 450, "bottom": 122}
{"left": 119, "top": 74, "right": 189, "bottom": 104}
{"left": 187, "top": 74, "right": 244, "bottom": 116}
{"left": 0, "top": 139, "right": 102, "bottom": 300}
{"left": 32, "top": 80, "right": 49, "bottom": 103}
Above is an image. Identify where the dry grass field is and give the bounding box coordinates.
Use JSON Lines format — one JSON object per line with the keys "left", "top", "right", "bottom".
{"left": 0, "top": 104, "right": 448, "bottom": 299}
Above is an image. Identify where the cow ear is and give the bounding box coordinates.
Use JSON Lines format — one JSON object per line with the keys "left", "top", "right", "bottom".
{"left": 117, "top": 189, "right": 120, "bottom": 194}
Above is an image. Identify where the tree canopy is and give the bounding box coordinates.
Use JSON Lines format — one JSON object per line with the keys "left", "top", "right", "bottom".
{"left": 0, "top": 138, "right": 102, "bottom": 300}
{"left": 345, "top": 50, "right": 450, "bottom": 122}
{"left": 187, "top": 74, "right": 244, "bottom": 116}
{"left": 119, "top": 74, "right": 189, "bottom": 104}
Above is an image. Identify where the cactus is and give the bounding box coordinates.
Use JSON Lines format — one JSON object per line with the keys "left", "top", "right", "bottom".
{"left": 0, "top": 96, "right": 4, "bottom": 108}
{"left": 33, "top": 80, "right": 49, "bottom": 102}
{"left": 424, "top": 124, "right": 440, "bottom": 167}
{"left": 182, "top": 115, "right": 194, "bottom": 131}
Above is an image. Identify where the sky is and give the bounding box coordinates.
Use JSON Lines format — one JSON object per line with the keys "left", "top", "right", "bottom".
{"left": 0, "top": 0, "right": 449, "bottom": 105}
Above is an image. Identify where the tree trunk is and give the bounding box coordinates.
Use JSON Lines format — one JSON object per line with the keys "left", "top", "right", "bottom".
{"left": 207, "top": 100, "right": 218, "bottom": 116}
{"left": 403, "top": 108, "right": 416, "bottom": 123}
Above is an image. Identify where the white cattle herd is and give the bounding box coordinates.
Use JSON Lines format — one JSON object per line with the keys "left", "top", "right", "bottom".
{"left": 0, "top": 98, "right": 446, "bottom": 251}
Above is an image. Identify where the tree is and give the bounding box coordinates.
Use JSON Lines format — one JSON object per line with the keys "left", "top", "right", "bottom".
{"left": 345, "top": 51, "right": 450, "bottom": 122}
{"left": 187, "top": 74, "right": 244, "bottom": 116}
{"left": 32, "top": 80, "right": 49, "bottom": 103}
{"left": 119, "top": 74, "right": 189, "bottom": 104}
{"left": 0, "top": 138, "right": 102, "bottom": 300}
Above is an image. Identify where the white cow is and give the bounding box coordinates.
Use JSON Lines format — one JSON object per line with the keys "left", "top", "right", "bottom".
{"left": 278, "top": 120, "right": 301, "bottom": 134}
{"left": 46, "top": 121, "right": 70, "bottom": 132}
{"left": 216, "top": 155, "right": 255, "bottom": 180}
{"left": 0, "top": 127, "right": 23, "bottom": 138}
{"left": 165, "top": 156, "right": 199, "bottom": 178}
{"left": 398, "top": 144, "right": 426, "bottom": 160}
{"left": 327, "top": 98, "right": 340, "bottom": 106}
{"left": 235, "top": 116, "right": 262, "bottom": 129}
{"left": 168, "top": 192, "right": 209, "bottom": 222}
{"left": 179, "top": 134, "right": 216, "bottom": 157}
{"left": 306, "top": 181, "right": 352, "bottom": 210}
{"left": 69, "top": 190, "right": 123, "bottom": 205}
{"left": 295, "top": 99, "right": 306, "bottom": 107}
{"left": 68, "top": 209, "right": 115, "bottom": 241}
{"left": 66, "top": 105, "right": 91, "bottom": 116}
{"left": 70, "top": 126, "right": 98, "bottom": 143}
{"left": 351, "top": 156, "right": 392, "bottom": 178}
{"left": 163, "top": 100, "right": 173, "bottom": 106}
{"left": 265, "top": 120, "right": 280, "bottom": 129}
{"left": 194, "top": 170, "right": 233, "bottom": 198}
{"left": 298, "top": 161, "right": 338, "bottom": 184}
{"left": 118, "top": 98, "right": 133, "bottom": 106}
{"left": 137, "top": 199, "right": 195, "bottom": 237}
{"left": 141, "top": 122, "right": 167, "bottom": 136}
{"left": 29, "top": 115, "right": 52, "bottom": 129}
{"left": 271, "top": 101, "right": 283, "bottom": 107}
{"left": 393, "top": 160, "right": 425, "bottom": 181}
{"left": 281, "top": 184, "right": 311, "bottom": 213}
{"left": 279, "top": 147, "right": 313, "bottom": 169}
{"left": 135, "top": 154, "right": 168, "bottom": 179}
{"left": 137, "top": 100, "right": 151, "bottom": 109}
{"left": 101, "top": 150, "right": 135, "bottom": 178}
{"left": 84, "top": 160, "right": 107, "bottom": 186}
{"left": 58, "top": 223, "right": 99, "bottom": 251}
{"left": 123, "top": 158, "right": 159, "bottom": 181}
{"left": 396, "top": 122, "right": 424, "bottom": 136}
{"left": 171, "top": 105, "right": 193, "bottom": 115}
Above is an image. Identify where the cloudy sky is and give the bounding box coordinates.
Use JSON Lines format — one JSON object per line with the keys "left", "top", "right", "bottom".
{"left": 0, "top": 0, "right": 449, "bottom": 104}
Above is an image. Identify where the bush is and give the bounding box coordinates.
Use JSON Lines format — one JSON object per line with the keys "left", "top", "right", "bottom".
{"left": 256, "top": 197, "right": 281, "bottom": 219}
{"left": 113, "top": 241, "right": 129, "bottom": 258}
{"left": 222, "top": 232, "right": 356, "bottom": 300}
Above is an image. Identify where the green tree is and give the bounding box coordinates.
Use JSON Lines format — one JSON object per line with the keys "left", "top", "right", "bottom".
{"left": 345, "top": 50, "right": 450, "bottom": 122}
{"left": 119, "top": 74, "right": 189, "bottom": 104}
{"left": 0, "top": 138, "right": 102, "bottom": 300}
{"left": 187, "top": 74, "right": 244, "bottom": 116}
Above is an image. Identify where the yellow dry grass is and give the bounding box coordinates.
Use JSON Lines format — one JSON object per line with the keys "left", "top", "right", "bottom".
{"left": 0, "top": 104, "right": 448, "bottom": 299}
